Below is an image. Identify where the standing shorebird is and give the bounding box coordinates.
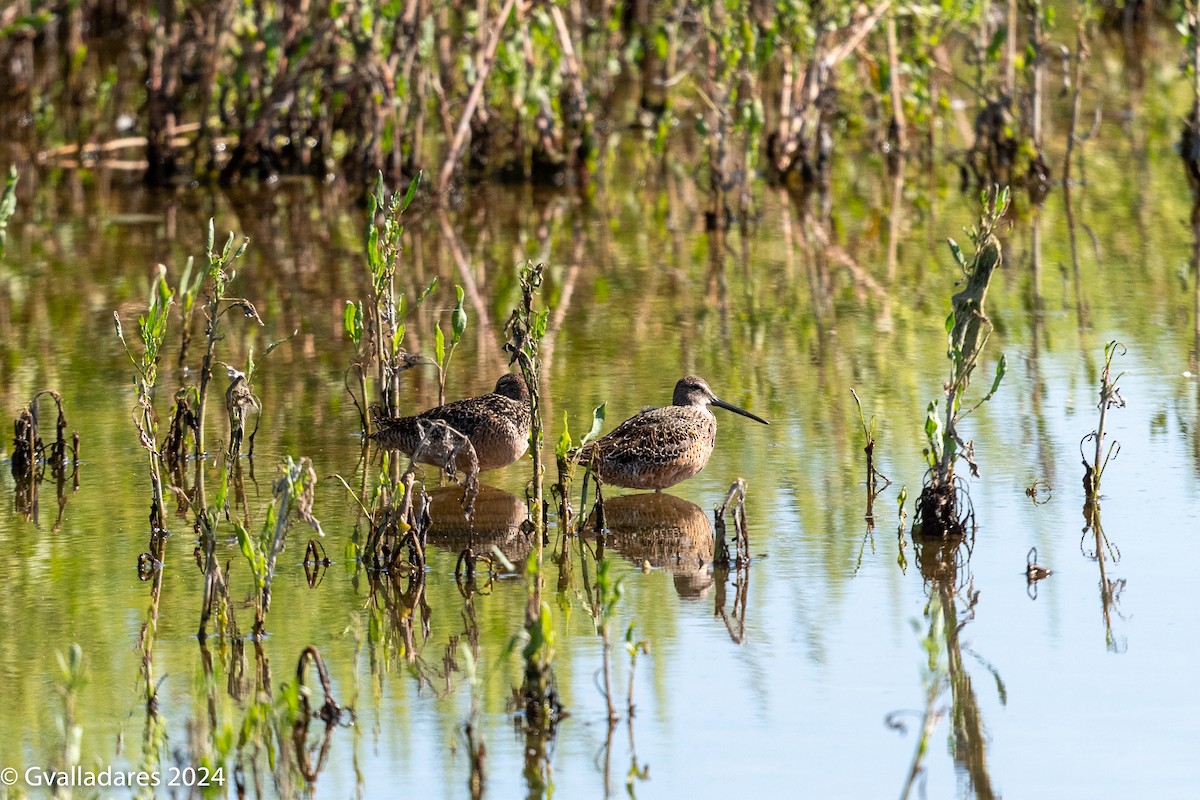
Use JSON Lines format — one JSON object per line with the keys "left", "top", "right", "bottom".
{"left": 578, "top": 375, "right": 768, "bottom": 491}
{"left": 370, "top": 374, "right": 531, "bottom": 472}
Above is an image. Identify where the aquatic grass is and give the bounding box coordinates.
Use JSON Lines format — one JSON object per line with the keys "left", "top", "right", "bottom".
{"left": 434, "top": 285, "right": 468, "bottom": 407}
{"left": 347, "top": 171, "right": 431, "bottom": 434}
{"left": 235, "top": 456, "right": 324, "bottom": 637}
{"left": 503, "top": 260, "right": 563, "bottom": 740}
{"left": 1081, "top": 341, "right": 1126, "bottom": 503}
{"left": 115, "top": 268, "right": 175, "bottom": 556}
{"left": 851, "top": 388, "right": 890, "bottom": 504}
{"left": 2, "top": 0, "right": 1083, "bottom": 197}
{"left": 195, "top": 219, "right": 256, "bottom": 461}
{"left": 915, "top": 187, "right": 1009, "bottom": 537}
{"left": 552, "top": 402, "right": 607, "bottom": 537}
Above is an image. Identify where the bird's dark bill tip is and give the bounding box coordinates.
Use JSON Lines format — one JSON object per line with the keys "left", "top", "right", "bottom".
{"left": 712, "top": 397, "right": 769, "bottom": 425}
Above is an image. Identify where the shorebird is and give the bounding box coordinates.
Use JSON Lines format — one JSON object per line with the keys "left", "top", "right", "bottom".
{"left": 370, "top": 374, "right": 531, "bottom": 472}
{"left": 577, "top": 375, "right": 768, "bottom": 491}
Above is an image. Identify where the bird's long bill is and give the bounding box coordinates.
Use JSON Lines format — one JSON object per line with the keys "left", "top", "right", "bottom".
{"left": 711, "top": 396, "right": 770, "bottom": 425}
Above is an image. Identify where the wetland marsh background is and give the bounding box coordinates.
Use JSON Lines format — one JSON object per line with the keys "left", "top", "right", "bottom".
{"left": 2, "top": 1, "right": 1200, "bottom": 798}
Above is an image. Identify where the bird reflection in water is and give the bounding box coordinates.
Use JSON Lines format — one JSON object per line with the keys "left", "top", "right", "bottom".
{"left": 587, "top": 493, "right": 715, "bottom": 599}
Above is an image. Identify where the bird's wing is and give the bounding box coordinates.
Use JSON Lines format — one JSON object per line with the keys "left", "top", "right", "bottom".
{"left": 587, "top": 408, "right": 697, "bottom": 466}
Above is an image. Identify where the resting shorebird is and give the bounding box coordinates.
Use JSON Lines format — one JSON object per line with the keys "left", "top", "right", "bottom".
{"left": 370, "top": 374, "right": 531, "bottom": 471}
{"left": 577, "top": 375, "right": 768, "bottom": 491}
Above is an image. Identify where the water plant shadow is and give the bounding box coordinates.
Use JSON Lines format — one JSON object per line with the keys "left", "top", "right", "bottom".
{"left": 893, "top": 531, "right": 1001, "bottom": 800}
{"left": 10, "top": 390, "right": 80, "bottom": 529}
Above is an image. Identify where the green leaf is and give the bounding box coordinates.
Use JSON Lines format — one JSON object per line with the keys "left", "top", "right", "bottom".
{"left": 924, "top": 401, "right": 942, "bottom": 463}
{"left": 986, "top": 353, "right": 1007, "bottom": 398}
{"left": 416, "top": 277, "right": 438, "bottom": 306}
{"left": 947, "top": 237, "right": 966, "bottom": 269}
{"left": 343, "top": 301, "right": 359, "bottom": 342}
{"left": 581, "top": 402, "right": 606, "bottom": 446}
{"left": 206, "top": 218, "right": 215, "bottom": 257}
{"left": 372, "top": 171, "right": 385, "bottom": 213}
{"left": 215, "top": 464, "right": 230, "bottom": 511}
{"left": 555, "top": 412, "right": 572, "bottom": 460}
{"left": 945, "top": 312, "right": 955, "bottom": 334}
{"left": 434, "top": 323, "right": 445, "bottom": 365}
{"left": 451, "top": 285, "right": 467, "bottom": 342}
{"left": 235, "top": 525, "right": 259, "bottom": 575}
{"left": 400, "top": 171, "right": 422, "bottom": 213}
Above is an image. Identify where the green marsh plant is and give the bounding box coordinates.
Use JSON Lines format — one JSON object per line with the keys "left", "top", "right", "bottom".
{"left": 503, "top": 261, "right": 561, "bottom": 731}
{"left": 916, "top": 188, "right": 1009, "bottom": 537}
{"left": 115, "top": 268, "right": 174, "bottom": 553}
{"left": 347, "top": 171, "right": 433, "bottom": 434}
{"left": 195, "top": 220, "right": 256, "bottom": 461}
{"left": 236, "top": 456, "right": 324, "bottom": 637}
{"left": 552, "top": 402, "right": 607, "bottom": 537}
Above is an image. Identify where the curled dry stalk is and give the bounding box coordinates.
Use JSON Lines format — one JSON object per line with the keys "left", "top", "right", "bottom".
{"left": 222, "top": 332, "right": 293, "bottom": 461}
{"left": 236, "top": 456, "right": 324, "bottom": 638}
{"left": 10, "top": 389, "right": 79, "bottom": 529}
{"left": 713, "top": 478, "right": 749, "bottom": 568}
{"left": 10, "top": 390, "right": 77, "bottom": 480}
{"left": 294, "top": 645, "right": 345, "bottom": 725}
{"left": 916, "top": 187, "right": 1009, "bottom": 538}
{"left": 1081, "top": 341, "right": 1126, "bottom": 503}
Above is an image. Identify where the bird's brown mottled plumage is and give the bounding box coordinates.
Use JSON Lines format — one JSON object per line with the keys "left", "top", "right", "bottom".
{"left": 370, "top": 374, "right": 531, "bottom": 472}
{"left": 577, "top": 375, "right": 768, "bottom": 491}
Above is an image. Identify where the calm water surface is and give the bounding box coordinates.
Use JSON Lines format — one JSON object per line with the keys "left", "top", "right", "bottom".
{"left": 1, "top": 134, "right": 1199, "bottom": 799}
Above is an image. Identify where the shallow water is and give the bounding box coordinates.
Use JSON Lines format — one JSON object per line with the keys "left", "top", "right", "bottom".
{"left": 2, "top": 124, "right": 1200, "bottom": 799}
